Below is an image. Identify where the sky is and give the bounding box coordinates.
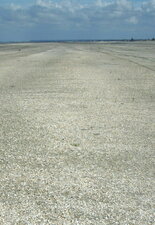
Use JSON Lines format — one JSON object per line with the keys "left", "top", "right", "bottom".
{"left": 0, "top": 0, "right": 155, "bottom": 42}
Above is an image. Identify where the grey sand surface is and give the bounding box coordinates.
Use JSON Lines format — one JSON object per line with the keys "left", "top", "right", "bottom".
{"left": 0, "top": 42, "right": 155, "bottom": 224}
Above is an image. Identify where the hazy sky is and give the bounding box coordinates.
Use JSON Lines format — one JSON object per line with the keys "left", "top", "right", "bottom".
{"left": 0, "top": 0, "right": 155, "bottom": 41}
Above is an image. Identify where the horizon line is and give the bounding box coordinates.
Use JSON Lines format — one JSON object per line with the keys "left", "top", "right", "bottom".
{"left": 0, "top": 38, "right": 155, "bottom": 44}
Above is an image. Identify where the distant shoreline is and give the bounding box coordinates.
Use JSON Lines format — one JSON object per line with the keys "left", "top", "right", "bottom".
{"left": 0, "top": 39, "right": 155, "bottom": 44}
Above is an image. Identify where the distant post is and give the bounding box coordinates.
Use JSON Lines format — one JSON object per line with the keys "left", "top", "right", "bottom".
{"left": 130, "top": 37, "right": 134, "bottom": 42}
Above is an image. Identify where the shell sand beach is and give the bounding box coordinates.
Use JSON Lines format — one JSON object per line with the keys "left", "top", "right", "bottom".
{"left": 0, "top": 41, "right": 154, "bottom": 224}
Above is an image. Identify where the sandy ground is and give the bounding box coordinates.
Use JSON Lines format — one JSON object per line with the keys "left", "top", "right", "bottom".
{"left": 0, "top": 41, "right": 154, "bottom": 225}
